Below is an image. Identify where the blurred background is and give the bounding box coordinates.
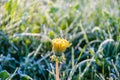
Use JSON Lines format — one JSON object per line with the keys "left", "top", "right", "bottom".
{"left": 0, "top": 0, "right": 120, "bottom": 80}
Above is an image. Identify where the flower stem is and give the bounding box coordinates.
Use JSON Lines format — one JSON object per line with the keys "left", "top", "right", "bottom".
{"left": 56, "top": 61, "right": 60, "bottom": 80}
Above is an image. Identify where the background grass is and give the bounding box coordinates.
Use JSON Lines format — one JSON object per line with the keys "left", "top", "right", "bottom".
{"left": 0, "top": 0, "right": 120, "bottom": 80}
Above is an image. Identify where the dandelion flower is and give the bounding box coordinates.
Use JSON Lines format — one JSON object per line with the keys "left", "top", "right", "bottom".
{"left": 52, "top": 38, "right": 70, "bottom": 54}
{"left": 51, "top": 38, "right": 70, "bottom": 80}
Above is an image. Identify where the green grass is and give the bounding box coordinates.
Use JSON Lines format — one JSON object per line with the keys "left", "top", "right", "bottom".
{"left": 0, "top": 0, "right": 120, "bottom": 80}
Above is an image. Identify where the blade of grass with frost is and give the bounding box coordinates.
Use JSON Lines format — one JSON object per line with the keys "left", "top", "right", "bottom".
{"left": 37, "top": 51, "right": 52, "bottom": 63}
{"left": 74, "top": 38, "right": 84, "bottom": 49}
{"left": 39, "top": 65, "right": 47, "bottom": 80}
{"left": 107, "top": 26, "right": 112, "bottom": 39}
{"left": 95, "top": 73, "right": 105, "bottom": 80}
{"left": 92, "top": 27, "right": 101, "bottom": 33}
{"left": 0, "top": 31, "right": 18, "bottom": 51}
{"left": 71, "top": 47, "right": 74, "bottom": 68}
{"left": 78, "top": 67, "right": 82, "bottom": 80}
{"left": 97, "top": 39, "right": 114, "bottom": 53}
{"left": 111, "top": 60, "right": 119, "bottom": 78}
{"left": 37, "top": 52, "right": 53, "bottom": 79}
{"left": 68, "top": 11, "right": 81, "bottom": 31}
{"left": 79, "top": 51, "right": 95, "bottom": 79}
{"left": 33, "top": 43, "right": 42, "bottom": 57}
{"left": 75, "top": 45, "right": 86, "bottom": 65}
{"left": 102, "top": 59, "right": 104, "bottom": 76}
{"left": 45, "top": 12, "right": 56, "bottom": 27}
{"left": 87, "top": 40, "right": 101, "bottom": 47}
{"left": 7, "top": 67, "right": 18, "bottom": 80}
{"left": 13, "top": 33, "right": 52, "bottom": 41}
{"left": 25, "top": 51, "right": 34, "bottom": 64}
{"left": 98, "top": 73, "right": 105, "bottom": 80}
{"left": 67, "top": 59, "right": 95, "bottom": 80}
{"left": 41, "top": 54, "right": 52, "bottom": 70}
{"left": 79, "top": 21, "right": 89, "bottom": 43}
{"left": 96, "top": 39, "right": 114, "bottom": 75}
{"left": 47, "top": 63, "right": 56, "bottom": 79}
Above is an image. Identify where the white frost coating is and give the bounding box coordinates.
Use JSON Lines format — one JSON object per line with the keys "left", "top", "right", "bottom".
{"left": 92, "top": 27, "right": 101, "bottom": 33}
{"left": 97, "top": 39, "right": 114, "bottom": 53}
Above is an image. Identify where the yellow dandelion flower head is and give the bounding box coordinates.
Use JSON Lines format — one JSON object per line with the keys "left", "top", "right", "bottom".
{"left": 52, "top": 38, "right": 70, "bottom": 53}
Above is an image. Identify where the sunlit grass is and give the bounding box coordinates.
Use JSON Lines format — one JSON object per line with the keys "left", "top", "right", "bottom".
{"left": 0, "top": 0, "right": 120, "bottom": 80}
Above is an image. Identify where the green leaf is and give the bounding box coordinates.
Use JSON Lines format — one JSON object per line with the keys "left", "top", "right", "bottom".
{"left": 0, "top": 71, "right": 10, "bottom": 80}
{"left": 21, "top": 75, "right": 33, "bottom": 80}
{"left": 48, "top": 31, "right": 55, "bottom": 39}
{"left": 4, "top": 0, "right": 18, "bottom": 17}
{"left": 49, "top": 7, "right": 59, "bottom": 13}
